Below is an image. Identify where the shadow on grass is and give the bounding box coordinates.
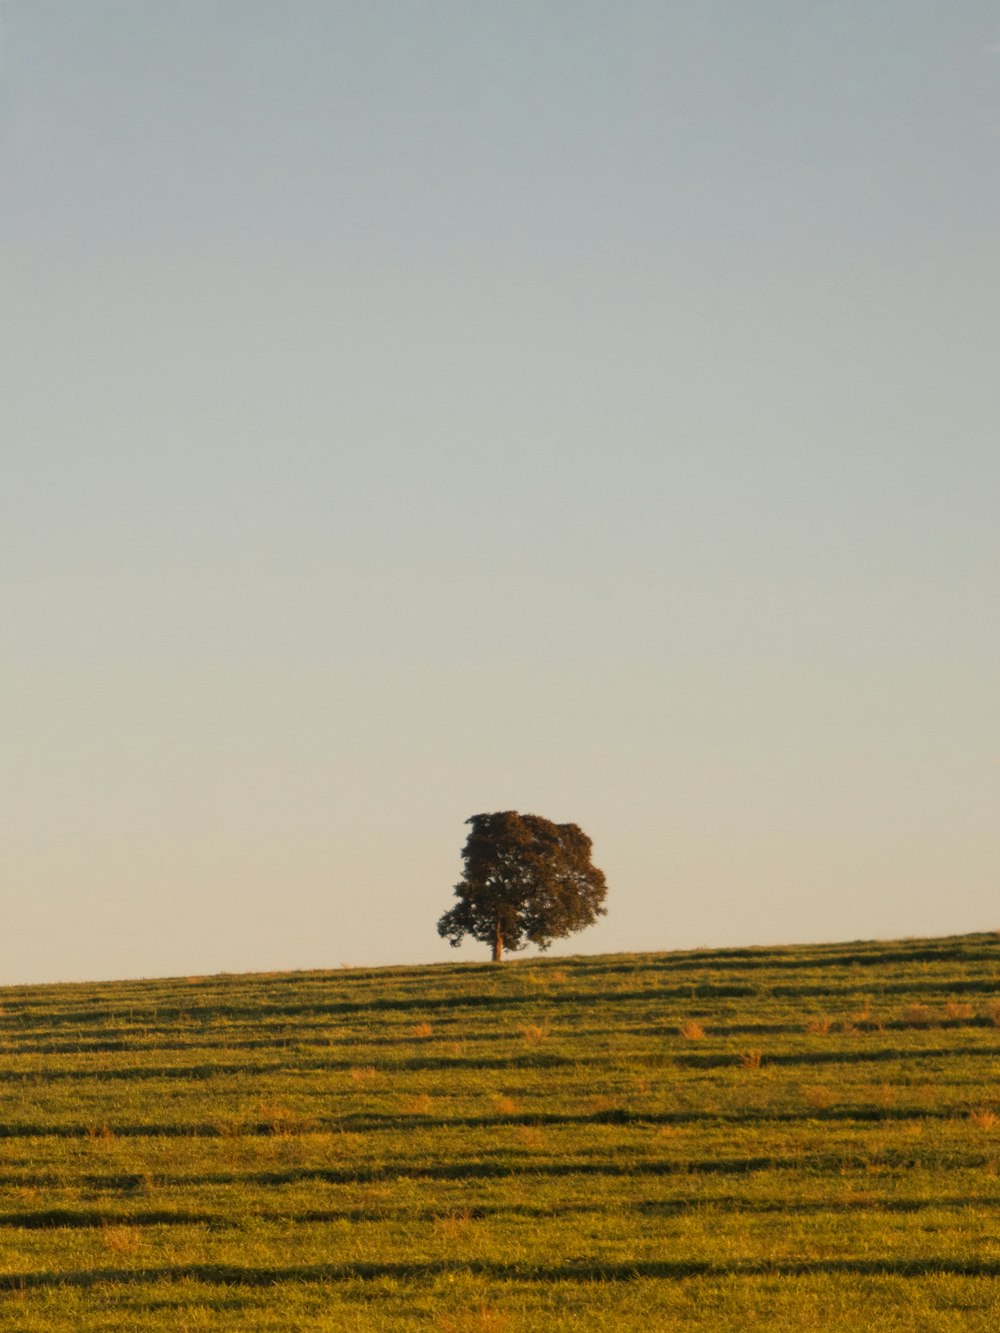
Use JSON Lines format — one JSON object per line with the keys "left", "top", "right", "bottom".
{"left": 334, "top": 1105, "right": 970, "bottom": 1133}
{"left": 651, "top": 945, "right": 1000, "bottom": 973}
{"left": 5, "top": 988, "right": 762, "bottom": 1031}
{"left": 2, "top": 1193, "right": 995, "bottom": 1232}
{"left": 0, "top": 1100, "right": 972, "bottom": 1142}
{"left": 674, "top": 1045, "right": 1000, "bottom": 1069}
{"left": 0, "top": 1209, "right": 219, "bottom": 1230}
{"left": 0, "top": 1050, "right": 578, "bottom": 1097}
{"left": 5, "top": 1256, "right": 1000, "bottom": 1289}
{"left": 53, "top": 1148, "right": 990, "bottom": 1194}
{"left": 11, "top": 973, "right": 1000, "bottom": 1037}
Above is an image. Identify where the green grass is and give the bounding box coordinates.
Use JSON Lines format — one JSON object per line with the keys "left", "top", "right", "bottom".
{"left": 3, "top": 933, "right": 1000, "bottom": 1329}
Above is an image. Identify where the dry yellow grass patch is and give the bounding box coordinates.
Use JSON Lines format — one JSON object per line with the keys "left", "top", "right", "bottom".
{"left": 801, "top": 1084, "right": 835, "bottom": 1111}
{"left": 211, "top": 1113, "right": 246, "bottom": 1138}
{"left": 258, "top": 1101, "right": 316, "bottom": 1136}
{"left": 101, "top": 1226, "right": 142, "bottom": 1255}
{"left": 436, "top": 1306, "right": 511, "bottom": 1333}
{"left": 875, "top": 1082, "right": 896, "bottom": 1109}
{"left": 910, "top": 1083, "right": 938, "bottom": 1109}
{"left": 589, "top": 1095, "right": 625, "bottom": 1117}
{"left": 433, "top": 1208, "right": 474, "bottom": 1238}
{"left": 805, "top": 1016, "right": 833, "bottom": 1036}
{"left": 899, "top": 1004, "right": 933, "bottom": 1028}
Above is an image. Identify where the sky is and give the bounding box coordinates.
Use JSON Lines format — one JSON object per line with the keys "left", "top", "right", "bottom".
{"left": 1, "top": 2, "right": 998, "bottom": 985}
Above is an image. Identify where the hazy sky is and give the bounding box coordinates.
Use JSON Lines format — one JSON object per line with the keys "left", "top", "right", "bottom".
{"left": 2, "top": 2, "right": 998, "bottom": 984}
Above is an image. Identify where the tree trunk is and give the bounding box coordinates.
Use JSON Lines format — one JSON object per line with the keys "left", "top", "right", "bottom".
{"left": 492, "top": 917, "right": 503, "bottom": 963}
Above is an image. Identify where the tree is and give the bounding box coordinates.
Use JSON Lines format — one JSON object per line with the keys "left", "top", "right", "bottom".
{"left": 437, "top": 811, "right": 607, "bottom": 962}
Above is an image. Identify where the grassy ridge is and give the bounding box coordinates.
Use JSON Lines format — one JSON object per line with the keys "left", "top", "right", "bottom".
{"left": 2, "top": 934, "right": 1000, "bottom": 1329}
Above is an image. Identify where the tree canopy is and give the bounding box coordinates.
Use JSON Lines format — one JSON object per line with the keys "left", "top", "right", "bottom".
{"left": 437, "top": 811, "right": 607, "bottom": 961}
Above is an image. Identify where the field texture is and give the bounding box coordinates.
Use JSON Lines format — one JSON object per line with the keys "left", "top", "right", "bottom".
{"left": 3, "top": 935, "right": 1000, "bottom": 1330}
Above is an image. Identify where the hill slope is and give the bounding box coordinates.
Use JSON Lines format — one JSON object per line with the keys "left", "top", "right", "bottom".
{"left": 3, "top": 933, "right": 1000, "bottom": 1330}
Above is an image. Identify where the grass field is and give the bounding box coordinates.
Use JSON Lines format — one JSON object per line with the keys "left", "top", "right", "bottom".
{"left": 3, "top": 934, "right": 1000, "bottom": 1329}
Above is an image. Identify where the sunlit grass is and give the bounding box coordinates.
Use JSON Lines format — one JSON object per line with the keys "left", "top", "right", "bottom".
{"left": 1, "top": 935, "right": 1000, "bottom": 1327}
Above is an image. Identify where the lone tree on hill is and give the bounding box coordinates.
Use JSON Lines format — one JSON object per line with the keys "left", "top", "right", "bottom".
{"left": 437, "top": 811, "right": 608, "bottom": 962}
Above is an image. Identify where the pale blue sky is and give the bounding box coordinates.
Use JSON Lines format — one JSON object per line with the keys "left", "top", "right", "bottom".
{"left": 2, "top": 2, "right": 998, "bottom": 983}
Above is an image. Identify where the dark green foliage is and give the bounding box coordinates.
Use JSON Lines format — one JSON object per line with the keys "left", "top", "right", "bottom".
{"left": 437, "top": 811, "right": 608, "bottom": 960}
